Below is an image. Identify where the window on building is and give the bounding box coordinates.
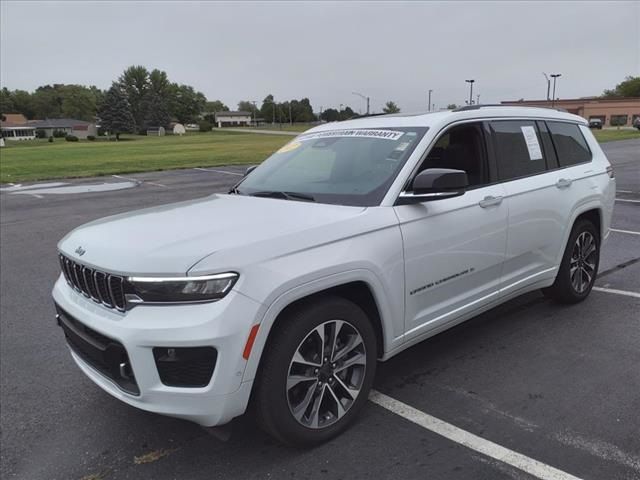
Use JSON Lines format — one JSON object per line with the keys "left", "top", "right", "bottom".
{"left": 547, "top": 121, "right": 591, "bottom": 167}
{"left": 490, "top": 121, "right": 547, "bottom": 181}
{"left": 610, "top": 115, "right": 628, "bottom": 126}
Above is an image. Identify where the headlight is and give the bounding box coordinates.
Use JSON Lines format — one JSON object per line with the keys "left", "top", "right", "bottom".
{"left": 125, "top": 272, "right": 238, "bottom": 304}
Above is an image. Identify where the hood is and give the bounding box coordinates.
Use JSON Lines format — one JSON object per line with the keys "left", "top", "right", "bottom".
{"left": 58, "top": 194, "right": 367, "bottom": 275}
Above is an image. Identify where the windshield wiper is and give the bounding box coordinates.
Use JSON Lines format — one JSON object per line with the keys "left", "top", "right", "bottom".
{"left": 249, "top": 191, "right": 315, "bottom": 202}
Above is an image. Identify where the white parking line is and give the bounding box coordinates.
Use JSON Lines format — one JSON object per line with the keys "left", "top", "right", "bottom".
{"left": 610, "top": 228, "right": 640, "bottom": 236}
{"left": 194, "top": 167, "right": 244, "bottom": 176}
{"left": 615, "top": 198, "right": 640, "bottom": 203}
{"left": 592, "top": 287, "right": 640, "bottom": 299}
{"left": 369, "top": 390, "right": 581, "bottom": 480}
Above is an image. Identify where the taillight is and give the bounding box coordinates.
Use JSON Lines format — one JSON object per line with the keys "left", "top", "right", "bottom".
{"left": 606, "top": 166, "right": 614, "bottom": 178}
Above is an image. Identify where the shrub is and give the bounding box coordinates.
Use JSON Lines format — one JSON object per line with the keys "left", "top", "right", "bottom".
{"left": 48, "top": 137, "right": 54, "bottom": 143}
{"left": 65, "top": 135, "right": 79, "bottom": 142}
{"left": 87, "top": 135, "right": 96, "bottom": 141}
{"left": 52, "top": 130, "right": 67, "bottom": 138}
{"left": 36, "top": 129, "right": 47, "bottom": 139}
{"left": 199, "top": 120, "right": 212, "bottom": 132}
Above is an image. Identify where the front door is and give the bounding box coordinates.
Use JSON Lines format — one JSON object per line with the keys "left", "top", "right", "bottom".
{"left": 395, "top": 121, "right": 508, "bottom": 340}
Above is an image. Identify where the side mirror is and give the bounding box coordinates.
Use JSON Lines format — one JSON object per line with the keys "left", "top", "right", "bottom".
{"left": 397, "top": 168, "right": 468, "bottom": 204}
{"left": 245, "top": 165, "right": 257, "bottom": 176}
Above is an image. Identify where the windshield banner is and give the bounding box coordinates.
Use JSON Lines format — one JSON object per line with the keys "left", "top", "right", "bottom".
{"left": 296, "top": 129, "right": 404, "bottom": 142}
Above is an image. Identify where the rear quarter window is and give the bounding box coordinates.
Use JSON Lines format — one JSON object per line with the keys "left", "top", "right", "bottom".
{"left": 547, "top": 121, "right": 592, "bottom": 167}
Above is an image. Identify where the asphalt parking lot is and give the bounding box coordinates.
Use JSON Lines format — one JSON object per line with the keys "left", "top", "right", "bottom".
{"left": 1, "top": 139, "right": 638, "bottom": 480}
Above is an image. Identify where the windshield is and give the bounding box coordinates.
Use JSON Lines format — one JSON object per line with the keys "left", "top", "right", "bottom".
{"left": 236, "top": 127, "right": 428, "bottom": 206}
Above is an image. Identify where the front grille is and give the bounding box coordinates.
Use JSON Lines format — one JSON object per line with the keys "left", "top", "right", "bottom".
{"left": 56, "top": 305, "right": 139, "bottom": 395}
{"left": 153, "top": 347, "right": 217, "bottom": 387}
{"left": 59, "top": 254, "right": 126, "bottom": 312}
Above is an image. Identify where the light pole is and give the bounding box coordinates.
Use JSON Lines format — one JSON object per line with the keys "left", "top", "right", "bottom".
{"left": 352, "top": 91, "right": 370, "bottom": 115}
{"left": 543, "top": 72, "right": 551, "bottom": 100}
{"left": 550, "top": 74, "right": 561, "bottom": 107}
{"left": 465, "top": 79, "right": 475, "bottom": 106}
{"left": 288, "top": 102, "right": 292, "bottom": 126}
{"left": 428, "top": 89, "right": 433, "bottom": 111}
{"left": 476, "top": 94, "right": 480, "bottom": 105}
{"left": 251, "top": 101, "right": 257, "bottom": 127}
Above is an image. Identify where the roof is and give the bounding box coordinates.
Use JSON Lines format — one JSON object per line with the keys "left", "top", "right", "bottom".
{"left": 215, "top": 111, "right": 252, "bottom": 118}
{"left": 502, "top": 97, "right": 640, "bottom": 105}
{"left": 28, "top": 118, "right": 94, "bottom": 128}
{"left": 1, "top": 113, "right": 28, "bottom": 125}
{"left": 304, "top": 106, "right": 587, "bottom": 134}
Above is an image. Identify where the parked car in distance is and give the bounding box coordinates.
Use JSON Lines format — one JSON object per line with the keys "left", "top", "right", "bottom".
{"left": 633, "top": 117, "right": 640, "bottom": 130}
{"left": 589, "top": 118, "right": 603, "bottom": 129}
{"left": 53, "top": 106, "right": 616, "bottom": 445}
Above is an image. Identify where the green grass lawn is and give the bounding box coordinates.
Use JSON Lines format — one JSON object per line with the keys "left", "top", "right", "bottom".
{"left": 1, "top": 126, "right": 638, "bottom": 184}
{"left": 0, "top": 131, "right": 290, "bottom": 183}
{"left": 592, "top": 128, "right": 640, "bottom": 143}
{"left": 253, "top": 124, "right": 313, "bottom": 132}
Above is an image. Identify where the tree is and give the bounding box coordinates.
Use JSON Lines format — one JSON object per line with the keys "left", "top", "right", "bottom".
{"left": 382, "top": 101, "right": 400, "bottom": 114}
{"left": 205, "top": 100, "right": 229, "bottom": 112}
{"left": 446, "top": 103, "right": 458, "bottom": 109}
{"left": 119, "top": 65, "right": 150, "bottom": 132}
{"left": 602, "top": 76, "right": 640, "bottom": 98}
{"left": 142, "top": 92, "right": 171, "bottom": 130}
{"left": 0, "top": 88, "right": 15, "bottom": 116}
{"left": 339, "top": 106, "right": 356, "bottom": 121}
{"left": 99, "top": 83, "right": 135, "bottom": 140}
{"left": 237, "top": 100, "right": 255, "bottom": 113}
{"left": 320, "top": 108, "right": 339, "bottom": 122}
{"left": 170, "top": 84, "right": 206, "bottom": 124}
{"left": 260, "top": 94, "right": 276, "bottom": 123}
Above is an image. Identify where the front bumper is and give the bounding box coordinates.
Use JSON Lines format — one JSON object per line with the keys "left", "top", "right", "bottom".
{"left": 52, "top": 275, "right": 263, "bottom": 426}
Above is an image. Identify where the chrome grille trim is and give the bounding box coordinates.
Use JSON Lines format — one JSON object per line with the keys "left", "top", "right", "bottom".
{"left": 59, "top": 254, "right": 126, "bottom": 312}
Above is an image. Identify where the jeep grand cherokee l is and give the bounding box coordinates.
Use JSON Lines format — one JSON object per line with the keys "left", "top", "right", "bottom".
{"left": 53, "top": 106, "right": 615, "bottom": 445}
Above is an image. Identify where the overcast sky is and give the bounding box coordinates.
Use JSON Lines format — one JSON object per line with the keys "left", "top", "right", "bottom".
{"left": 1, "top": 1, "right": 638, "bottom": 113}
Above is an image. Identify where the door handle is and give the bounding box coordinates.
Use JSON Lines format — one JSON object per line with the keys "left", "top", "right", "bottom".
{"left": 479, "top": 195, "right": 503, "bottom": 208}
{"left": 556, "top": 178, "right": 573, "bottom": 189}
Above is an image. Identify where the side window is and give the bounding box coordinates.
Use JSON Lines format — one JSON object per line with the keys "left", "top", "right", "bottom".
{"left": 417, "top": 122, "right": 489, "bottom": 188}
{"left": 547, "top": 121, "right": 592, "bottom": 167}
{"left": 490, "top": 120, "right": 547, "bottom": 181}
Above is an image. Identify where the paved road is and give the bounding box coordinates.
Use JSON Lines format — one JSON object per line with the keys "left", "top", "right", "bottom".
{"left": 1, "top": 141, "right": 638, "bottom": 480}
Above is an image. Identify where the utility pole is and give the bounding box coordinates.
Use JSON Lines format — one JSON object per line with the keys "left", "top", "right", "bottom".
{"left": 551, "top": 73, "right": 561, "bottom": 107}
{"left": 543, "top": 72, "right": 551, "bottom": 100}
{"left": 428, "top": 90, "right": 433, "bottom": 111}
{"left": 476, "top": 94, "right": 480, "bottom": 105}
{"left": 288, "top": 102, "right": 292, "bottom": 126}
{"left": 352, "top": 92, "right": 370, "bottom": 115}
{"left": 465, "top": 79, "right": 475, "bottom": 105}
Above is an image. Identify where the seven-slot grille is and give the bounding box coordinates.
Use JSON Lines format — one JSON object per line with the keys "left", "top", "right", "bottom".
{"left": 59, "top": 254, "right": 126, "bottom": 311}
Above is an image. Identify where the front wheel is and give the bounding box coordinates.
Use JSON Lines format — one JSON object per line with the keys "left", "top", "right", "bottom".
{"left": 543, "top": 219, "right": 600, "bottom": 303}
{"left": 254, "top": 296, "right": 377, "bottom": 445}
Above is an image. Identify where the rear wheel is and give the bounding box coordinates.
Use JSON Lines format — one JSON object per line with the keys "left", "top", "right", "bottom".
{"left": 543, "top": 219, "right": 599, "bottom": 303}
{"left": 254, "top": 296, "right": 376, "bottom": 445}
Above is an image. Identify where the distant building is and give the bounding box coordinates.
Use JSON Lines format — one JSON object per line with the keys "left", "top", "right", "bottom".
{"left": 171, "top": 123, "right": 186, "bottom": 135}
{"left": 1, "top": 113, "right": 36, "bottom": 140}
{"left": 214, "top": 111, "right": 252, "bottom": 128}
{"left": 147, "top": 126, "right": 166, "bottom": 136}
{"left": 28, "top": 119, "right": 98, "bottom": 139}
{"left": 501, "top": 97, "right": 640, "bottom": 127}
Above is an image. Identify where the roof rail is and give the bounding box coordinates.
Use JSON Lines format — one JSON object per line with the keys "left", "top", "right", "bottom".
{"left": 453, "top": 104, "right": 568, "bottom": 113}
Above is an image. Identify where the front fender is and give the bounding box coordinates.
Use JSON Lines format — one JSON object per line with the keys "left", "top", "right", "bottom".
{"left": 240, "top": 267, "right": 403, "bottom": 384}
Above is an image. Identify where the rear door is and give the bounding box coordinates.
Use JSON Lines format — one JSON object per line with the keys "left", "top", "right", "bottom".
{"left": 489, "top": 119, "right": 578, "bottom": 295}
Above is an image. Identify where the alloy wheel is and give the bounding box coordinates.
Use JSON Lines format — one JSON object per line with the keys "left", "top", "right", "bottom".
{"left": 286, "top": 320, "right": 366, "bottom": 429}
{"left": 569, "top": 231, "right": 597, "bottom": 294}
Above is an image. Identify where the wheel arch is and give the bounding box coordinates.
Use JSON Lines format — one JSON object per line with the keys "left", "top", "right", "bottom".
{"left": 241, "top": 270, "right": 396, "bottom": 386}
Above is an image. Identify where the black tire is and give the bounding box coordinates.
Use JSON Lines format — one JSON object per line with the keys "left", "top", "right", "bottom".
{"left": 543, "top": 219, "right": 600, "bottom": 304}
{"left": 253, "top": 296, "right": 377, "bottom": 446}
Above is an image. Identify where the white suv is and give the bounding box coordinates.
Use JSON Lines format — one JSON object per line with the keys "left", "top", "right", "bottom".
{"left": 53, "top": 106, "right": 616, "bottom": 445}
